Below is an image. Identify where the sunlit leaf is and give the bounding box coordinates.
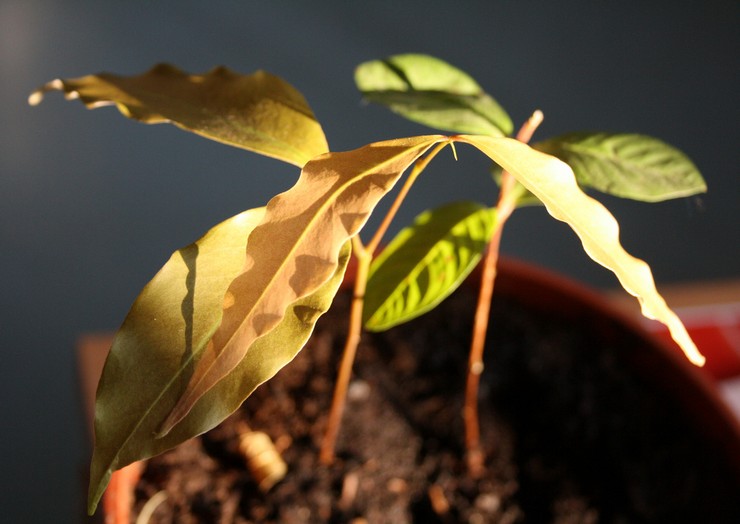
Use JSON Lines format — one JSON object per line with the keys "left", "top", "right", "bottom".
{"left": 535, "top": 132, "right": 706, "bottom": 202}
{"left": 87, "top": 208, "right": 350, "bottom": 514}
{"left": 458, "top": 135, "right": 705, "bottom": 366}
{"left": 364, "top": 201, "right": 496, "bottom": 331}
{"left": 158, "top": 135, "right": 447, "bottom": 435}
{"left": 355, "top": 54, "right": 512, "bottom": 137}
{"left": 30, "top": 64, "right": 328, "bottom": 167}
{"left": 491, "top": 165, "right": 542, "bottom": 207}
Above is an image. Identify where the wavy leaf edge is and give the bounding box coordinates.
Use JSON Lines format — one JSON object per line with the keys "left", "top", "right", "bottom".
{"left": 456, "top": 135, "right": 705, "bottom": 367}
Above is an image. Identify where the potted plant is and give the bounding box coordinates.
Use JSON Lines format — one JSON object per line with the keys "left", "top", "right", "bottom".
{"left": 33, "top": 54, "right": 738, "bottom": 522}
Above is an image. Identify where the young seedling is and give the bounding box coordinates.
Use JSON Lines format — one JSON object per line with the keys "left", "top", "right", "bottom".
{"left": 30, "top": 54, "right": 706, "bottom": 514}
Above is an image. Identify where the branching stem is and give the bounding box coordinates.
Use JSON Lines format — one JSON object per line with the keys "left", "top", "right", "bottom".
{"left": 367, "top": 141, "right": 451, "bottom": 254}
{"left": 464, "top": 110, "right": 544, "bottom": 476}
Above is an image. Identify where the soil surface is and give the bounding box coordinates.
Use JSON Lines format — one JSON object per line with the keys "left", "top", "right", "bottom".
{"left": 133, "top": 287, "right": 740, "bottom": 523}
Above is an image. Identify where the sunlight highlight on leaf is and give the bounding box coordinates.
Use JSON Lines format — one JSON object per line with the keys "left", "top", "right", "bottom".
{"left": 364, "top": 201, "right": 496, "bottom": 331}
{"left": 158, "top": 135, "right": 447, "bottom": 436}
{"left": 30, "top": 64, "right": 328, "bottom": 166}
{"left": 87, "top": 209, "right": 350, "bottom": 513}
{"left": 458, "top": 135, "right": 705, "bottom": 366}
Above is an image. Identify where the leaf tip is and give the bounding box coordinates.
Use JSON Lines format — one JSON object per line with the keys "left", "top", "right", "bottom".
{"left": 28, "top": 79, "right": 64, "bottom": 106}
{"left": 27, "top": 89, "right": 44, "bottom": 106}
{"left": 450, "top": 141, "right": 459, "bottom": 161}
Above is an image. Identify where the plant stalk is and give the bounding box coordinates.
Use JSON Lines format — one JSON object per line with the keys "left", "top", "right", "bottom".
{"left": 464, "top": 110, "right": 544, "bottom": 476}
{"left": 320, "top": 236, "right": 371, "bottom": 464}
{"left": 320, "top": 142, "right": 450, "bottom": 464}
{"left": 367, "top": 141, "right": 451, "bottom": 254}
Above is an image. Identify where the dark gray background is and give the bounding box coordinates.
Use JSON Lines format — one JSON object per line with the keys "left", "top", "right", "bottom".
{"left": 2, "top": 1, "right": 738, "bottom": 521}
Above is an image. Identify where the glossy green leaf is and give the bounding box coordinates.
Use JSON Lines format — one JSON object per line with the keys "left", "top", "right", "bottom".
{"left": 158, "top": 135, "right": 447, "bottom": 436}
{"left": 535, "top": 132, "right": 706, "bottom": 202}
{"left": 30, "top": 64, "right": 328, "bottom": 167}
{"left": 355, "top": 54, "right": 513, "bottom": 137}
{"left": 87, "top": 209, "right": 351, "bottom": 514}
{"left": 458, "top": 135, "right": 705, "bottom": 367}
{"left": 364, "top": 201, "right": 496, "bottom": 331}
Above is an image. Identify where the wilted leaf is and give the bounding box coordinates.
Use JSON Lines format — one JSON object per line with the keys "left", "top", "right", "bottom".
{"left": 458, "top": 135, "right": 705, "bottom": 366}
{"left": 158, "top": 135, "right": 447, "bottom": 435}
{"left": 356, "top": 54, "right": 512, "bottom": 137}
{"left": 535, "top": 132, "right": 706, "bottom": 202}
{"left": 364, "top": 201, "right": 496, "bottom": 331}
{"left": 30, "top": 64, "right": 328, "bottom": 167}
{"left": 87, "top": 209, "right": 350, "bottom": 514}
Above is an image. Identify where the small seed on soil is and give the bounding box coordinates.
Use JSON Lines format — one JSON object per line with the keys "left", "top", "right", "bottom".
{"left": 237, "top": 430, "right": 287, "bottom": 492}
{"left": 339, "top": 472, "right": 360, "bottom": 509}
{"left": 348, "top": 379, "right": 371, "bottom": 401}
{"left": 428, "top": 483, "right": 450, "bottom": 515}
{"left": 386, "top": 477, "right": 408, "bottom": 494}
{"left": 475, "top": 492, "right": 501, "bottom": 513}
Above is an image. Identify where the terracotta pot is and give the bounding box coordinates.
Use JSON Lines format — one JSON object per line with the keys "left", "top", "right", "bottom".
{"left": 78, "top": 257, "right": 740, "bottom": 522}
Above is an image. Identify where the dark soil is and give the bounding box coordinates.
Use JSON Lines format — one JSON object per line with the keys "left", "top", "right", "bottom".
{"left": 133, "top": 286, "right": 740, "bottom": 523}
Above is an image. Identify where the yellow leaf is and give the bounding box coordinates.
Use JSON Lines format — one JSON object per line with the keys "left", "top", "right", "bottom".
{"left": 158, "top": 135, "right": 447, "bottom": 435}
{"left": 30, "top": 64, "right": 328, "bottom": 167}
{"left": 458, "top": 135, "right": 705, "bottom": 366}
{"left": 86, "top": 208, "right": 350, "bottom": 513}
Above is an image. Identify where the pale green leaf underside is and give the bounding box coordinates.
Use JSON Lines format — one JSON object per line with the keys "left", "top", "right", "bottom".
{"left": 30, "top": 64, "right": 328, "bottom": 167}
{"left": 159, "top": 136, "right": 445, "bottom": 435}
{"left": 88, "top": 208, "right": 350, "bottom": 514}
{"left": 355, "top": 54, "right": 513, "bottom": 137}
{"left": 364, "top": 201, "right": 496, "bottom": 331}
{"left": 535, "top": 132, "right": 706, "bottom": 202}
{"left": 458, "top": 135, "right": 705, "bottom": 367}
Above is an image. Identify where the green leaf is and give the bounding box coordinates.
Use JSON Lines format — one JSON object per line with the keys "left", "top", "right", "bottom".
{"left": 87, "top": 209, "right": 351, "bottom": 514}
{"left": 355, "top": 54, "right": 513, "bottom": 137}
{"left": 158, "top": 135, "right": 447, "bottom": 436}
{"left": 458, "top": 135, "right": 705, "bottom": 367}
{"left": 534, "top": 132, "right": 706, "bottom": 202}
{"left": 364, "top": 201, "right": 496, "bottom": 331}
{"left": 30, "top": 64, "right": 328, "bottom": 167}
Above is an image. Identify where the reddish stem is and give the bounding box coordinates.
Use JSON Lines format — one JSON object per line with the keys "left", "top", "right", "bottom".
{"left": 464, "top": 110, "right": 544, "bottom": 476}
{"left": 320, "top": 143, "right": 450, "bottom": 464}
{"left": 320, "top": 237, "right": 370, "bottom": 464}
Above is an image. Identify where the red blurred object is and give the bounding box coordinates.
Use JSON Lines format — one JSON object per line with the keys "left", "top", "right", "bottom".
{"left": 640, "top": 303, "right": 740, "bottom": 381}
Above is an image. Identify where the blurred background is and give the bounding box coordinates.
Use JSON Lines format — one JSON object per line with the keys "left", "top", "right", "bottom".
{"left": 2, "top": 1, "right": 738, "bottom": 521}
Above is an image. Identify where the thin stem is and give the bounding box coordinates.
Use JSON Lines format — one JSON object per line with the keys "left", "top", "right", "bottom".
{"left": 367, "top": 141, "right": 450, "bottom": 255}
{"left": 320, "top": 142, "right": 449, "bottom": 464}
{"left": 320, "top": 236, "right": 370, "bottom": 464}
{"left": 463, "top": 110, "right": 544, "bottom": 476}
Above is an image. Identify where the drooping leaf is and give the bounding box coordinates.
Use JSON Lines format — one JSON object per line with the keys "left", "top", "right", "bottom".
{"left": 158, "top": 135, "right": 447, "bottom": 435}
{"left": 87, "top": 208, "right": 350, "bottom": 514}
{"left": 30, "top": 64, "right": 328, "bottom": 167}
{"left": 491, "top": 165, "right": 542, "bottom": 207}
{"left": 535, "top": 132, "right": 706, "bottom": 202}
{"left": 458, "top": 135, "right": 705, "bottom": 366}
{"left": 364, "top": 201, "right": 496, "bottom": 331}
{"left": 355, "top": 54, "right": 513, "bottom": 137}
